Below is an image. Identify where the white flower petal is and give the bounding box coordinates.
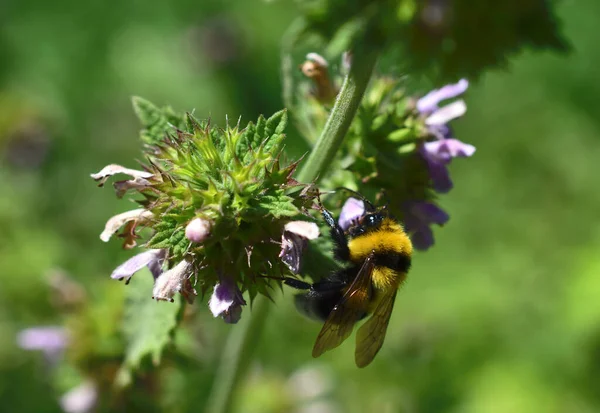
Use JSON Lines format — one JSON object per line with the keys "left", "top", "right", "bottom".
{"left": 90, "top": 164, "right": 152, "bottom": 186}
{"left": 100, "top": 209, "right": 153, "bottom": 242}
{"left": 425, "top": 100, "right": 467, "bottom": 126}
{"left": 283, "top": 221, "right": 320, "bottom": 240}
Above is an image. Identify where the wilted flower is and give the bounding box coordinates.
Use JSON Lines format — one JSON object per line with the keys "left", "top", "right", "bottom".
{"left": 185, "top": 217, "right": 212, "bottom": 243}
{"left": 402, "top": 201, "right": 449, "bottom": 250}
{"left": 279, "top": 221, "right": 320, "bottom": 274}
{"left": 301, "top": 53, "right": 338, "bottom": 103}
{"left": 209, "top": 275, "right": 247, "bottom": 324}
{"left": 17, "top": 326, "right": 69, "bottom": 363}
{"left": 99, "top": 208, "right": 153, "bottom": 246}
{"left": 110, "top": 249, "right": 166, "bottom": 283}
{"left": 338, "top": 197, "right": 365, "bottom": 231}
{"left": 152, "top": 259, "right": 197, "bottom": 304}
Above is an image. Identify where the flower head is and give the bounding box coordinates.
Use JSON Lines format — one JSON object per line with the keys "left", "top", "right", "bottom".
{"left": 92, "top": 102, "right": 312, "bottom": 317}
{"left": 209, "top": 275, "right": 247, "bottom": 324}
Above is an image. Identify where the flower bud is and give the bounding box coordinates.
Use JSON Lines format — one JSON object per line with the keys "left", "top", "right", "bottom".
{"left": 185, "top": 217, "right": 212, "bottom": 243}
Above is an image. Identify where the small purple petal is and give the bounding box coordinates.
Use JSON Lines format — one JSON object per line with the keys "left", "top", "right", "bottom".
{"left": 338, "top": 197, "right": 365, "bottom": 231}
{"left": 419, "top": 147, "right": 453, "bottom": 193}
{"left": 422, "top": 138, "right": 476, "bottom": 163}
{"left": 409, "top": 202, "right": 450, "bottom": 226}
{"left": 401, "top": 201, "right": 449, "bottom": 251}
{"left": 209, "top": 276, "right": 246, "bottom": 324}
{"left": 410, "top": 226, "right": 435, "bottom": 251}
{"left": 417, "top": 79, "right": 469, "bottom": 114}
{"left": 425, "top": 100, "right": 467, "bottom": 126}
{"left": 110, "top": 249, "right": 165, "bottom": 283}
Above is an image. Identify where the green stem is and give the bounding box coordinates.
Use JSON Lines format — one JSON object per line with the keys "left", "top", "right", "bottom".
{"left": 297, "top": 51, "right": 379, "bottom": 183}
{"left": 205, "top": 296, "right": 270, "bottom": 413}
{"left": 206, "top": 51, "right": 379, "bottom": 413}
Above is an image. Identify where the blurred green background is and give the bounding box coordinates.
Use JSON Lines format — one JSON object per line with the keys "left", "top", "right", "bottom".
{"left": 2, "top": 0, "right": 600, "bottom": 412}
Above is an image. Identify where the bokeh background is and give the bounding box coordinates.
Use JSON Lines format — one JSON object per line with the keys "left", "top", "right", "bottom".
{"left": 1, "top": 0, "right": 600, "bottom": 412}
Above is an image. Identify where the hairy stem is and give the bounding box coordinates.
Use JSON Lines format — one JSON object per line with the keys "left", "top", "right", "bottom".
{"left": 297, "top": 51, "right": 378, "bottom": 183}
{"left": 206, "top": 51, "right": 378, "bottom": 413}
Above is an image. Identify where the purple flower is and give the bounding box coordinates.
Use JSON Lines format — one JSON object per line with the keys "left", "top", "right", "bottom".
{"left": 209, "top": 275, "right": 246, "bottom": 324}
{"left": 338, "top": 197, "right": 365, "bottom": 231}
{"left": 417, "top": 79, "right": 468, "bottom": 114}
{"left": 417, "top": 79, "right": 468, "bottom": 141}
{"left": 419, "top": 139, "right": 476, "bottom": 193}
{"left": 110, "top": 249, "right": 166, "bottom": 284}
{"left": 402, "top": 201, "right": 449, "bottom": 251}
{"left": 17, "top": 326, "right": 69, "bottom": 363}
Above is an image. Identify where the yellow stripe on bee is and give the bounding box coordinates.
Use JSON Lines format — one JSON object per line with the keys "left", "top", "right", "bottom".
{"left": 370, "top": 267, "right": 406, "bottom": 292}
{"left": 348, "top": 218, "right": 413, "bottom": 263}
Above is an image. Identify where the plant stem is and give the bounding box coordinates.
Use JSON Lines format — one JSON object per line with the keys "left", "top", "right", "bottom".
{"left": 206, "top": 51, "right": 378, "bottom": 413}
{"left": 205, "top": 296, "right": 270, "bottom": 413}
{"left": 297, "top": 51, "right": 379, "bottom": 183}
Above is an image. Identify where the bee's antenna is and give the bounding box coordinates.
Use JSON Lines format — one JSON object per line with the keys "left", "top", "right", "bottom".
{"left": 333, "top": 187, "right": 376, "bottom": 211}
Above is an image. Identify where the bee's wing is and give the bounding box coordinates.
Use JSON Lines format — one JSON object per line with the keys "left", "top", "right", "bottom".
{"left": 312, "top": 255, "right": 374, "bottom": 358}
{"left": 354, "top": 290, "right": 398, "bottom": 368}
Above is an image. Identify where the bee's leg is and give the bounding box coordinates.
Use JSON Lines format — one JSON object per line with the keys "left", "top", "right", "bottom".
{"left": 321, "top": 208, "right": 350, "bottom": 261}
{"left": 282, "top": 277, "right": 312, "bottom": 290}
{"left": 259, "top": 274, "right": 312, "bottom": 290}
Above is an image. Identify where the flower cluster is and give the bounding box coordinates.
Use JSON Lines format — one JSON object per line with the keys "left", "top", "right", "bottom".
{"left": 401, "top": 79, "right": 475, "bottom": 249}
{"left": 293, "top": 54, "right": 475, "bottom": 250}
{"left": 92, "top": 99, "right": 314, "bottom": 323}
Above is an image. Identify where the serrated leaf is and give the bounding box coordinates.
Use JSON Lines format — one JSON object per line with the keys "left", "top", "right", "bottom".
{"left": 252, "top": 195, "right": 299, "bottom": 218}
{"left": 132, "top": 96, "right": 162, "bottom": 127}
{"left": 115, "top": 270, "right": 181, "bottom": 388}
{"left": 131, "top": 97, "right": 184, "bottom": 145}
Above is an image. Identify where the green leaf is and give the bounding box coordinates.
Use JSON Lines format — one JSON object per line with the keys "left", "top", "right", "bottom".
{"left": 236, "top": 110, "right": 289, "bottom": 164}
{"left": 131, "top": 96, "right": 184, "bottom": 145}
{"left": 115, "top": 270, "right": 181, "bottom": 388}
{"left": 251, "top": 195, "right": 299, "bottom": 219}
{"left": 132, "top": 96, "right": 162, "bottom": 127}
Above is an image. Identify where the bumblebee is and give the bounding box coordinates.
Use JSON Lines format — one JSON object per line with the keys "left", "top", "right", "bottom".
{"left": 284, "top": 196, "right": 413, "bottom": 367}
